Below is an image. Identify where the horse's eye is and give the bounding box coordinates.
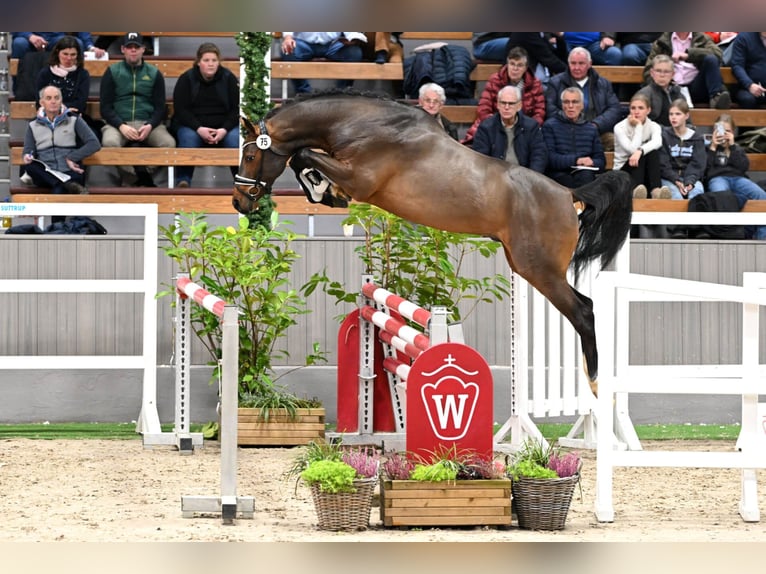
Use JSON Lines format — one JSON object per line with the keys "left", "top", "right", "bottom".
{"left": 246, "top": 155, "right": 255, "bottom": 161}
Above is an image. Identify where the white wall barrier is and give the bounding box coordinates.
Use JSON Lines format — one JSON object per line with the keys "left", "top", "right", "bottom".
{"left": 0, "top": 203, "right": 162, "bottom": 437}
{"left": 593, "top": 270, "right": 766, "bottom": 523}
{"left": 497, "top": 209, "right": 766, "bottom": 455}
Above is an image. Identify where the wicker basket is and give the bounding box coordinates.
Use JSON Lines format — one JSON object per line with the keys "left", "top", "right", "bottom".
{"left": 309, "top": 477, "right": 378, "bottom": 531}
{"left": 512, "top": 474, "right": 579, "bottom": 530}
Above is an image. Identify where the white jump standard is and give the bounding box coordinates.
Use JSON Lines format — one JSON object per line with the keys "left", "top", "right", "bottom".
{"left": 176, "top": 275, "right": 254, "bottom": 524}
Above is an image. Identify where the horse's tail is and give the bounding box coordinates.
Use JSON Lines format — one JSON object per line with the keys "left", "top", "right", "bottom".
{"left": 570, "top": 170, "right": 633, "bottom": 282}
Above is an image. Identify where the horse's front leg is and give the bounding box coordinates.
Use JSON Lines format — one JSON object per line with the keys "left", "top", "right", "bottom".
{"left": 291, "top": 148, "right": 371, "bottom": 205}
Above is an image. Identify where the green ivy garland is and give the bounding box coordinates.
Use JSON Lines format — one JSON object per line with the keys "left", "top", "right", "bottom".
{"left": 236, "top": 32, "right": 275, "bottom": 228}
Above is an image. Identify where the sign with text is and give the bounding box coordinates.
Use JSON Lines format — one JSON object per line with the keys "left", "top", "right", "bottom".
{"left": 406, "top": 342, "right": 493, "bottom": 461}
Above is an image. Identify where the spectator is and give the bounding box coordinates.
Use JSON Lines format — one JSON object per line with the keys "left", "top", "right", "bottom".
{"left": 21, "top": 36, "right": 98, "bottom": 186}
{"left": 171, "top": 42, "right": 239, "bottom": 187}
{"left": 612, "top": 93, "right": 667, "bottom": 199}
{"left": 11, "top": 32, "right": 103, "bottom": 60}
{"left": 508, "top": 33, "right": 568, "bottom": 89}
{"left": 472, "top": 33, "right": 513, "bottom": 62}
{"left": 22, "top": 85, "right": 100, "bottom": 196}
{"left": 636, "top": 55, "right": 684, "bottom": 127}
{"left": 562, "top": 32, "right": 622, "bottom": 65}
{"left": 603, "top": 33, "right": 662, "bottom": 65}
{"left": 35, "top": 35, "right": 104, "bottom": 138}
{"left": 643, "top": 32, "right": 731, "bottom": 109}
{"left": 729, "top": 32, "right": 766, "bottom": 110}
{"left": 94, "top": 33, "right": 153, "bottom": 56}
{"left": 416, "top": 83, "right": 458, "bottom": 140}
{"left": 705, "top": 113, "right": 766, "bottom": 240}
{"left": 362, "top": 32, "right": 403, "bottom": 64}
{"left": 279, "top": 32, "right": 367, "bottom": 94}
{"left": 99, "top": 33, "right": 175, "bottom": 187}
{"left": 473, "top": 33, "right": 567, "bottom": 89}
{"left": 542, "top": 86, "right": 605, "bottom": 187}
{"left": 545, "top": 46, "right": 623, "bottom": 150}
{"left": 472, "top": 85, "right": 547, "bottom": 174}
{"left": 35, "top": 36, "right": 89, "bottom": 114}
{"left": 659, "top": 98, "right": 706, "bottom": 212}
{"left": 11, "top": 32, "right": 104, "bottom": 96}
{"left": 704, "top": 32, "right": 738, "bottom": 65}
{"left": 462, "top": 46, "right": 545, "bottom": 146}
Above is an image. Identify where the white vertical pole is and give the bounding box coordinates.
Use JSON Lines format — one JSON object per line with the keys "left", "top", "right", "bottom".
{"left": 219, "top": 304, "right": 239, "bottom": 523}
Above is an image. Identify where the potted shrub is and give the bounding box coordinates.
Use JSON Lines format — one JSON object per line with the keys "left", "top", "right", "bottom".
{"left": 289, "top": 440, "right": 380, "bottom": 531}
{"left": 379, "top": 445, "right": 512, "bottom": 528}
{"left": 507, "top": 438, "right": 582, "bottom": 530}
{"left": 304, "top": 203, "right": 511, "bottom": 323}
{"left": 159, "top": 212, "right": 326, "bottom": 446}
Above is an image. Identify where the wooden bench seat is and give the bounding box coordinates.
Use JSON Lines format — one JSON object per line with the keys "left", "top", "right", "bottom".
{"left": 269, "top": 61, "right": 738, "bottom": 85}
{"left": 10, "top": 147, "right": 238, "bottom": 167}
{"left": 439, "top": 105, "right": 766, "bottom": 126}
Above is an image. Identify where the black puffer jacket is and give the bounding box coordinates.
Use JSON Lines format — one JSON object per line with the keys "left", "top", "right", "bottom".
{"left": 403, "top": 44, "right": 476, "bottom": 103}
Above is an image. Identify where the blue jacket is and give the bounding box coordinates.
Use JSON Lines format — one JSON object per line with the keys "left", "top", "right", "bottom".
{"left": 403, "top": 44, "right": 476, "bottom": 102}
{"left": 730, "top": 32, "right": 766, "bottom": 89}
{"left": 545, "top": 68, "right": 624, "bottom": 133}
{"left": 542, "top": 111, "right": 605, "bottom": 178}
{"left": 471, "top": 111, "right": 547, "bottom": 173}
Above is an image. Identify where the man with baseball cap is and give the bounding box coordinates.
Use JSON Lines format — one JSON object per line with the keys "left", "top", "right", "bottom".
{"left": 99, "top": 32, "right": 175, "bottom": 186}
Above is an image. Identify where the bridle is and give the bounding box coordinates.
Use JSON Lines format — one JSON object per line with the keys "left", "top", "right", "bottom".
{"left": 234, "top": 120, "right": 289, "bottom": 202}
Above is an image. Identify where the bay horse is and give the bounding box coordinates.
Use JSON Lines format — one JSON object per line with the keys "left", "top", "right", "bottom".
{"left": 233, "top": 91, "right": 632, "bottom": 395}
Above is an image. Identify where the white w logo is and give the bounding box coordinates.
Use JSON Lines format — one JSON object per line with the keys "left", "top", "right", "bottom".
{"left": 430, "top": 394, "right": 470, "bottom": 430}
{"left": 420, "top": 377, "right": 479, "bottom": 441}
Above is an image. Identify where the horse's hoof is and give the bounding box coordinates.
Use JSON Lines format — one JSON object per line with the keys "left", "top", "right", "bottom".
{"left": 588, "top": 379, "right": 598, "bottom": 398}
{"left": 320, "top": 191, "right": 348, "bottom": 208}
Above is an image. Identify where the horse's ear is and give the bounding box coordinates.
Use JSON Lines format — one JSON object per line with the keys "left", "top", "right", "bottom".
{"left": 240, "top": 116, "right": 256, "bottom": 136}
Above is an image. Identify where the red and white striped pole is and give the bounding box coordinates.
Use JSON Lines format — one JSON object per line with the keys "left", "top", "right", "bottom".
{"left": 360, "top": 305, "right": 431, "bottom": 353}
{"left": 362, "top": 282, "right": 431, "bottom": 328}
{"left": 176, "top": 276, "right": 227, "bottom": 318}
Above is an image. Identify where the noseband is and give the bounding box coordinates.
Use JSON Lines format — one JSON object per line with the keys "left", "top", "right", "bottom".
{"left": 234, "top": 120, "right": 288, "bottom": 202}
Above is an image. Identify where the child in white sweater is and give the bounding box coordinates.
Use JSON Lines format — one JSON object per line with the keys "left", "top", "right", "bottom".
{"left": 613, "top": 93, "right": 668, "bottom": 198}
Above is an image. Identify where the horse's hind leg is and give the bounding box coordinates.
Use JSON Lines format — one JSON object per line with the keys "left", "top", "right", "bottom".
{"left": 508, "top": 242, "right": 599, "bottom": 395}
{"left": 539, "top": 279, "right": 598, "bottom": 395}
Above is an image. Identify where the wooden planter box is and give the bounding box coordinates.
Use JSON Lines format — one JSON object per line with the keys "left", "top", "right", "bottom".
{"left": 380, "top": 478, "right": 512, "bottom": 527}
{"left": 237, "top": 407, "right": 325, "bottom": 446}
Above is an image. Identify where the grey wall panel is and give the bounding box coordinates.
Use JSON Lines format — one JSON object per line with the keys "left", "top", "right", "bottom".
{"left": 2, "top": 235, "right": 766, "bottom": 425}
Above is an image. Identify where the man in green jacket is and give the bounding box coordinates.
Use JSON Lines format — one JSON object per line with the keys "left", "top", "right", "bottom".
{"left": 99, "top": 32, "right": 175, "bottom": 186}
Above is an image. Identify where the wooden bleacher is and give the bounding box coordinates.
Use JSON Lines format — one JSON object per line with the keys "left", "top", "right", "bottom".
{"left": 10, "top": 147, "right": 237, "bottom": 168}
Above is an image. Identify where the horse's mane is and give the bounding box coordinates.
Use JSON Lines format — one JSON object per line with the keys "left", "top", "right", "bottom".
{"left": 265, "top": 88, "right": 412, "bottom": 120}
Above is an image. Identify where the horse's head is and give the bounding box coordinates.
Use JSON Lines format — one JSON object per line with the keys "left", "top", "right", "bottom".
{"left": 233, "top": 116, "right": 290, "bottom": 214}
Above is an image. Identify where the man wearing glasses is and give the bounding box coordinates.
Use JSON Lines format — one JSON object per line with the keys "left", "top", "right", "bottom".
{"left": 462, "top": 46, "right": 545, "bottom": 146}
{"left": 542, "top": 86, "right": 606, "bottom": 187}
{"left": 472, "top": 85, "right": 547, "bottom": 174}
{"left": 637, "top": 54, "right": 683, "bottom": 126}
